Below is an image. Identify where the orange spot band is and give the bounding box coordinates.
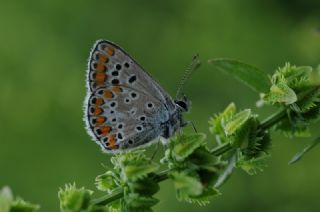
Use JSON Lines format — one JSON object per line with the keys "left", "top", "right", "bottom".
{"left": 101, "top": 126, "right": 111, "bottom": 135}
{"left": 96, "top": 63, "right": 106, "bottom": 72}
{"left": 108, "top": 134, "right": 117, "bottom": 149}
{"left": 95, "top": 107, "right": 103, "bottom": 115}
{"left": 96, "top": 73, "right": 106, "bottom": 84}
{"left": 96, "top": 116, "right": 106, "bottom": 125}
{"left": 103, "top": 90, "right": 113, "bottom": 98}
{"left": 98, "top": 54, "right": 109, "bottom": 63}
{"left": 96, "top": 98, "right": 104, "bottom": 106}
{"left": 106, "top": 47, "right": 115, "bottom": 56}
{"left": 112, "top": 85, "right": 122, "bottom": 93}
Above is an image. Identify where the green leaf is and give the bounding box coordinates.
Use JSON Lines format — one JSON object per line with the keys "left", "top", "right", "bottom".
{"left": 172, "top": 133, "right": 207, "bottom": 162}
{"left": 265, "top": 81, "right": 297, "bottom": 105}
{"left": 236, "top": 152, "right": 270, "bottom": 175}
{"left": 298, "top": 88, "right": 320, "bottom": 112}
{"left": 224, "top": 109, "right": 251, "bottom": 135}
{"left": 122, "top": 161, "right": 159, "bottom": 182}
{"left": 95, "top": 171, "right": 117, "bottom": 193}
{"left": 128, "top": 177, "right": 159, "bottom": 196}
{"left": 289, "top": 137, "right": 320, "bottom": 164}
{"left": 188, "top": 147, "right": 218, "bottom": 168}
{"left": 10, "top": 198, "right": 40, "bottom": 212}
{"left": 184, "top": 187, "right": 220, "bottom": 206}
{"left": 170, "top": 172, "right": 203, "bottom": 201}
{"left": 209, "top": 58, "right": 270, "bottom": 93}
{"left": 125, "top": 193, "right": 159, "bottom": 209}
{"left": 209, "top": 102, "right": 236, "bottom": 136}
{"left": 0, "top": 187, "right": 40, "bottom": 212}
{"left": 0, "top": 187, "right": 13, "bottom": 212}
{"left": 58, "top": 183, "right": 93, "bottom": 212}
{"left": 112, "top": 151, "right": 159, "bottom": 182}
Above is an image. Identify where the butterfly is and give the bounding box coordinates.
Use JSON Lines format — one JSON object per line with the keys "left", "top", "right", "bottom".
{"left": 84, "top": 40, "right": 195, "bottom": 153}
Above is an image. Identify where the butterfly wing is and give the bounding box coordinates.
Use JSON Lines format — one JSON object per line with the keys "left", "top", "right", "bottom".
{"left": 84, "top": 40, "right": 175, "bottom": 152}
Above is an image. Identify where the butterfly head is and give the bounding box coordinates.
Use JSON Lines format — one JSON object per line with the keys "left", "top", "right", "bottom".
{"left": 175, "top": 95, "right": 191, "bottom": 113}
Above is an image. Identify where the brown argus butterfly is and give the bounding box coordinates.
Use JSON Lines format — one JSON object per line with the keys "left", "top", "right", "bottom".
{"left": 84, "top": 40, "right": 193, "bottom": 153}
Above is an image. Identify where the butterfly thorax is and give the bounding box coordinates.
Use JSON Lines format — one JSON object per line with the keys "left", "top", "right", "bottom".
{"left": 160, "top": 108, "right": 184, "bottom": 139}
{"left": 160, "top": 99, "right": 189, "bottom": 139}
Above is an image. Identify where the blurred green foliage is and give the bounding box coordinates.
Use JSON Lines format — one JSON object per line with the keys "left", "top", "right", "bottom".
{"left": 0, "top": 0, "right": 320, "bottom": 211}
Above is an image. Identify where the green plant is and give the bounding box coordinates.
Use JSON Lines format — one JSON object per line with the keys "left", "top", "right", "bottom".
{"left": 1, "top": 60, "right": 320, "bottom": 211}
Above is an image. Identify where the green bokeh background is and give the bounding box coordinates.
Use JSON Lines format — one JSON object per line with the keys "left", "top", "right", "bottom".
{"left": 1, "top": 0, "right": 320, "bottom": 211}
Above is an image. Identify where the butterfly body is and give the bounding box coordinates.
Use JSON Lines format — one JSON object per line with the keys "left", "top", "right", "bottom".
{"left": 84, "top": 40, "right": 189, "bottom": 153}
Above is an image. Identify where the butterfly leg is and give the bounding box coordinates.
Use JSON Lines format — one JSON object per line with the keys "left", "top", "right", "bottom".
{"left": 151, "top": 139, "right": 161, "bottom": 160}
{"left": 182, "top": 120, "right": 198, "bottom": 133}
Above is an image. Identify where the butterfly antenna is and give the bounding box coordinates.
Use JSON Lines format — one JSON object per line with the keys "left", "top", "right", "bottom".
{"left": 176, "top": 54, "right": 201, "bottom": 99}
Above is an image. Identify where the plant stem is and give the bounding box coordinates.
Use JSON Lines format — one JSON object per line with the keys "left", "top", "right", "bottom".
{"left": 90, "top": 188, "right": 123, "bottom": 206}
{"left": 210, "top": 142, "right": 233, "bottom": 155}
{"left": 260, "top": 109, "right": 287, "bottom": 130}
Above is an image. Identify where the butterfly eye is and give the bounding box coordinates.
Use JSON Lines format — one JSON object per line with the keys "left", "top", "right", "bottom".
{"left": 175, "top": 100, "right": 189, "bottom": 112}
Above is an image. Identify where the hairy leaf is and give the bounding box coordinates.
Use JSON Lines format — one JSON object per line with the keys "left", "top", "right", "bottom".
{"left": 265, "top": 81, "right": 297, "bottom": 105}
{"left": 95, "top": 171, "right": 118, "bottom": 193}
{"left": 172, "top": 133, "right": 207, "bottom": 162}
{"left": 236, "top": 152, "right": 270, "bottom": 175}
{"left": 124, "top": 193, "right": 159, "bottom": 210}
{"left": 209, "top": 58, "right": 270, "bottom": 93}
{"left": 209, "top": 102, "right": 236, "bottom": 136}
{"left": 58, "top": 184, "right": 92, "bottom": 212}
{"left": 170, "top": 172, "right": 203, "bottom": 201}
{"left": 10, "top": 198, "right": 40, "bottom": 212}
{"left": 224, "top": 109, "right": 251, "bottom": 135}
{"left": 289, "top": 137, "right": 320, "bottom": 164}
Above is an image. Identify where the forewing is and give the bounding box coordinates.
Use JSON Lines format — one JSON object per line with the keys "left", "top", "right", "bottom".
{"left": 87, "top": 40, "right": 174, "bottom": 107}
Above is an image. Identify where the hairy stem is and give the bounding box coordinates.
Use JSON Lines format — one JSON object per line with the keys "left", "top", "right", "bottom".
{"left": 90, "top": 188, "right": 123, "bottom": 206}
{"left": 260, "top": 109, "right": 287, "bottom": 130}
